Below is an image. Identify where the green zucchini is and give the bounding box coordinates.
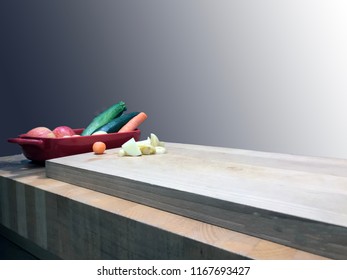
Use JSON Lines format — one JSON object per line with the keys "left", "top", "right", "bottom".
{"left": 95, "top": 112, "right": 140, "bottom": 133}
{"left": 81, "top": 101, "right": 127, "bottom": 136}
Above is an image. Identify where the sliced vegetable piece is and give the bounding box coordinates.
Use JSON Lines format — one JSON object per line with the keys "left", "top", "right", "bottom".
{"left": 150, "top": 133, "right": 160, "bottom": 146}
{"left": 155, "top": 146, "right": 167, "bottom": 154}
{"left": 138, "top": 144, "right": 156, "bottom": 155}
{"left": 150, "top": 133, "right": 165, "bottom": 147}
{"left": 121, "top": 138, "right": 142, "bottom": 156}
{"left": 118, "top": 133, "right": 166, "bottom": 157}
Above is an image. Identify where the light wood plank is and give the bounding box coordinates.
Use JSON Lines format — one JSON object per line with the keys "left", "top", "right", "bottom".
{"left": 45, "top": 143, "right": 347, "bottom": 259}
{"left": 0, "top": 154, "right": 328, "bottom": 259}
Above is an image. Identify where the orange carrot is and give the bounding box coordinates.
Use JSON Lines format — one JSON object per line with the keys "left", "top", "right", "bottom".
{"left": 118, "top": 112, "right": 148, "bottom": 132}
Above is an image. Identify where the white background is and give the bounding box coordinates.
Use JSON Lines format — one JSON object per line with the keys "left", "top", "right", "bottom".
{"left": 1, "top": 260, "right": 345, "bottom": 280}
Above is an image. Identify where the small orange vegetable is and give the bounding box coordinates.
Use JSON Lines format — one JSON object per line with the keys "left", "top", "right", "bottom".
{"left": 118, "top": 112, "right": 148, "bottom": 133}
{"left": 92, "top": 141, "right": 106, "bottom": 154}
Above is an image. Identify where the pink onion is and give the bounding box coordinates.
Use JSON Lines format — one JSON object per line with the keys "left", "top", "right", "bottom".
{"left": 53, "top": 126, "right": 76, "bottom": 138}
{"left": 26, "top": 127, "right": 56, "bottom": 138}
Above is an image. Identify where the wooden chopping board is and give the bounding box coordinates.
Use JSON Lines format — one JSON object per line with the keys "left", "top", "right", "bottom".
{"left": 45, "top": 142, "right": 347, "bottom": 259}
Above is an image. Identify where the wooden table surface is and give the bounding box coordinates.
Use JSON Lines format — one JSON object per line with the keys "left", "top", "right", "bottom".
{"left": 0, "top": 154, "right": 328, "bottom": 260}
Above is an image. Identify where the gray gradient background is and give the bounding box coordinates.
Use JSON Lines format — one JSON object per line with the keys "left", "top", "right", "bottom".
{"left": 1, "top": 1, "right": 347, "bottom": 159}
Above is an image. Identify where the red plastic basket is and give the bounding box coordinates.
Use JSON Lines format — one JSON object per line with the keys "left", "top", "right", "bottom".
{"left": 8, "top": 128, "right": 140, "bottom": 162}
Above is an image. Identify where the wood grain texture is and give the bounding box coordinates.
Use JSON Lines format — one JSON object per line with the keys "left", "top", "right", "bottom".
{"left": 0, "top": 154, "right": 327, "bottom": 259}
{"left": 45, "top": 143, "right": 347, "bottom": 259}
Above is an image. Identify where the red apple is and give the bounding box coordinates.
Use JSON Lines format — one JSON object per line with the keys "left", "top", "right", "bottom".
{"left": 53, "top": 126, "right": 76, "bottom": 138}
{"left": 26, "top": 127, "right": 56, "bottom": 138}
